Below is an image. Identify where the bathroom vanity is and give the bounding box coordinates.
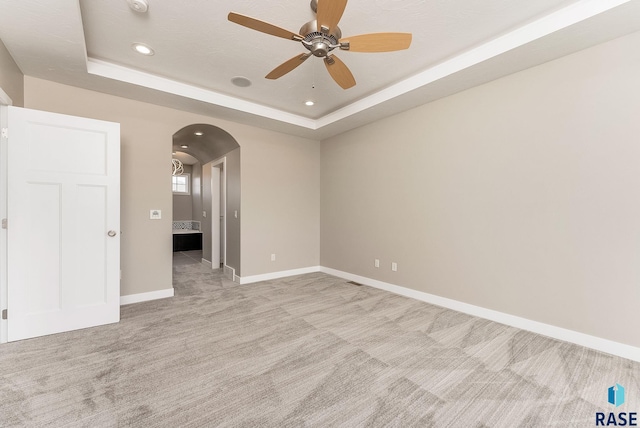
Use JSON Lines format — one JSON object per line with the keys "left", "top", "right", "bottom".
{"left": 172, "top": 221, "right": 202, "bottom": 252}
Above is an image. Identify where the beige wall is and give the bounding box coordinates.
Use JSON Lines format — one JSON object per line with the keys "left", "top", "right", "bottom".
{"left": 0, "top": 38, "right": 23, "bottom": 107}
{"left": 321, "top": 31, "right": 640, "bottom": 348}
{"left": 225, "top": 149, "right": 241, "bottom": 273}
{"left": 24, "top": 77, "right": 320, "bottom": 295}
{"left": 191, "top": 161, "right": 203, "bottom": 233}
{"left": 241, "top": 127, "right": 320, "bottom": 277}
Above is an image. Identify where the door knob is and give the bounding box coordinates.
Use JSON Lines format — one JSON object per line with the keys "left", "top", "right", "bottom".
{"left": 108, "top": 230, "right": 117, "bottom": 237}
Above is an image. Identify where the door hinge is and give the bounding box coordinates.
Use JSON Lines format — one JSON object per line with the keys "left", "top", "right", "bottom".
{"left": 1, "top": 309, "right": 6, "bottom": 320}
{"left": 1, "top": 218, "right": 6, "bottom": 229}
{"left": 1, "top": 128, "right": 7, "bottom": 139}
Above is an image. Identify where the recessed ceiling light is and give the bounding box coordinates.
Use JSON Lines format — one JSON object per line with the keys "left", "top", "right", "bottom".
{"left": 194, "top": 131, "right": 203, "bottom": 136}
{"left": 132, "top": 43, "right": 154, "bottom": 56}
{"left": 305, "top": 101, "right": 315, "bottom": 106}
{"left": 181, "top": 145, "right": 188, "bottom": 149}
{"left": 231, "top": 76, "right": 252, "bottom": 88}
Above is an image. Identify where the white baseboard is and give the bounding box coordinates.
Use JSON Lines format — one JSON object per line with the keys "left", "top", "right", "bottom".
{"left": 320, "top": 267, "right": 640, "bottom": 363}
{"left": 120, "top": 288, "right": 175, "bottom": 305}
{"left": 201, "top": 258, "right": 212, "bottom": 267}
{"left": 239, "top": 266, "right": 321, "bottom": 285}
{"left": 223, "top": 265, "right": 236, "bottom": 282}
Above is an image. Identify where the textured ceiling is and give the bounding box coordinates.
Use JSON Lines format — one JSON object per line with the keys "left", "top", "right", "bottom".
{"left": 0, "top": 0, "right": 639, "bottom": 140}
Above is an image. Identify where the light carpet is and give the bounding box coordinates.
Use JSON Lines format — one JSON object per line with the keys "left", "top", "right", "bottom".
{"left": 0, "top": 261, "right": 638, "bottom": 427}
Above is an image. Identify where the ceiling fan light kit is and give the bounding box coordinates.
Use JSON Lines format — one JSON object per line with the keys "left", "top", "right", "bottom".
{"left": 228, "top": 0, "right": 412, "bottom": 89}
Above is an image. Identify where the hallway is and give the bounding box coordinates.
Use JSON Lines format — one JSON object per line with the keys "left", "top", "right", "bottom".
{"left": 172, "top": 250, "right": 203, "bottom": 267}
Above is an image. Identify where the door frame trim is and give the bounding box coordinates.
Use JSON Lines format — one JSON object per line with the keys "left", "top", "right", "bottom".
{"left": 0, "top": 87, "right": 13, "bottom": 344}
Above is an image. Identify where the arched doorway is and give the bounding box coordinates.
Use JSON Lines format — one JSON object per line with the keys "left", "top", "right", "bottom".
{"left": 171, "top": 124, "right": 240, "bottom": 279}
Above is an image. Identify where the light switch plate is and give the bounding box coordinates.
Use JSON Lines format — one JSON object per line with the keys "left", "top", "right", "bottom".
{"left": 150, "top": 209, "right": 162, "bottom": 220}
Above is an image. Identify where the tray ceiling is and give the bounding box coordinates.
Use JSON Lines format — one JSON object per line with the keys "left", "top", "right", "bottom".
{"left": 0, "top": 0, "right": 639, "bottom": 139}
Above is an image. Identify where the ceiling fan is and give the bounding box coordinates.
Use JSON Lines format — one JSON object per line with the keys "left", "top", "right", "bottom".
{"left": 228, "top": 0, "right": 412, "bottom": 89}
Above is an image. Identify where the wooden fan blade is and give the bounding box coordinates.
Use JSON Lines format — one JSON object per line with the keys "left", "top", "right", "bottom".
{"left": 324, "top": 55, "right": 355, "bottom": 89}
{"left": 317, "top": 0, "right": 348, "bottom": 33}
{"left": 228, "top": 12, "right": 302, "bottom": 41}
{"left": 340, "top": 33, "right": 412, "bottom": 52}
{"left": 266, "top": 53, "right": 311, "bottom": 79}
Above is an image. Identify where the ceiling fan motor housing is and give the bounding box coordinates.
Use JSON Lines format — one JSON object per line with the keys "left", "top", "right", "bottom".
{"left": 300, "top": 20, "right": 342, "bottom": 57}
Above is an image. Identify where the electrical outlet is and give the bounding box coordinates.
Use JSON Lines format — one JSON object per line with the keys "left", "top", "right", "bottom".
{"left": 391, "top": 262, "right": 398, "bottom": 272}
{"left": 150, "top": 209, "right": 161, "bottom": 220}
{"left": 202, "top": 211, "right": 207, "bottom": 218}
{"left": 271, "top": 254, "right": 276, "bottom": 261}
{"left": 374, "top": 259, "right": 380, "bottom": 268}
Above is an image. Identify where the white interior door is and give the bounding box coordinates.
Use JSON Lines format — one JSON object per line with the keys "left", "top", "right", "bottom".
{"left": 211, "top": 165, "right": 220, "bottom": 269}
{"left": 7, "top": 106, "right": 120, "bottom": 341}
